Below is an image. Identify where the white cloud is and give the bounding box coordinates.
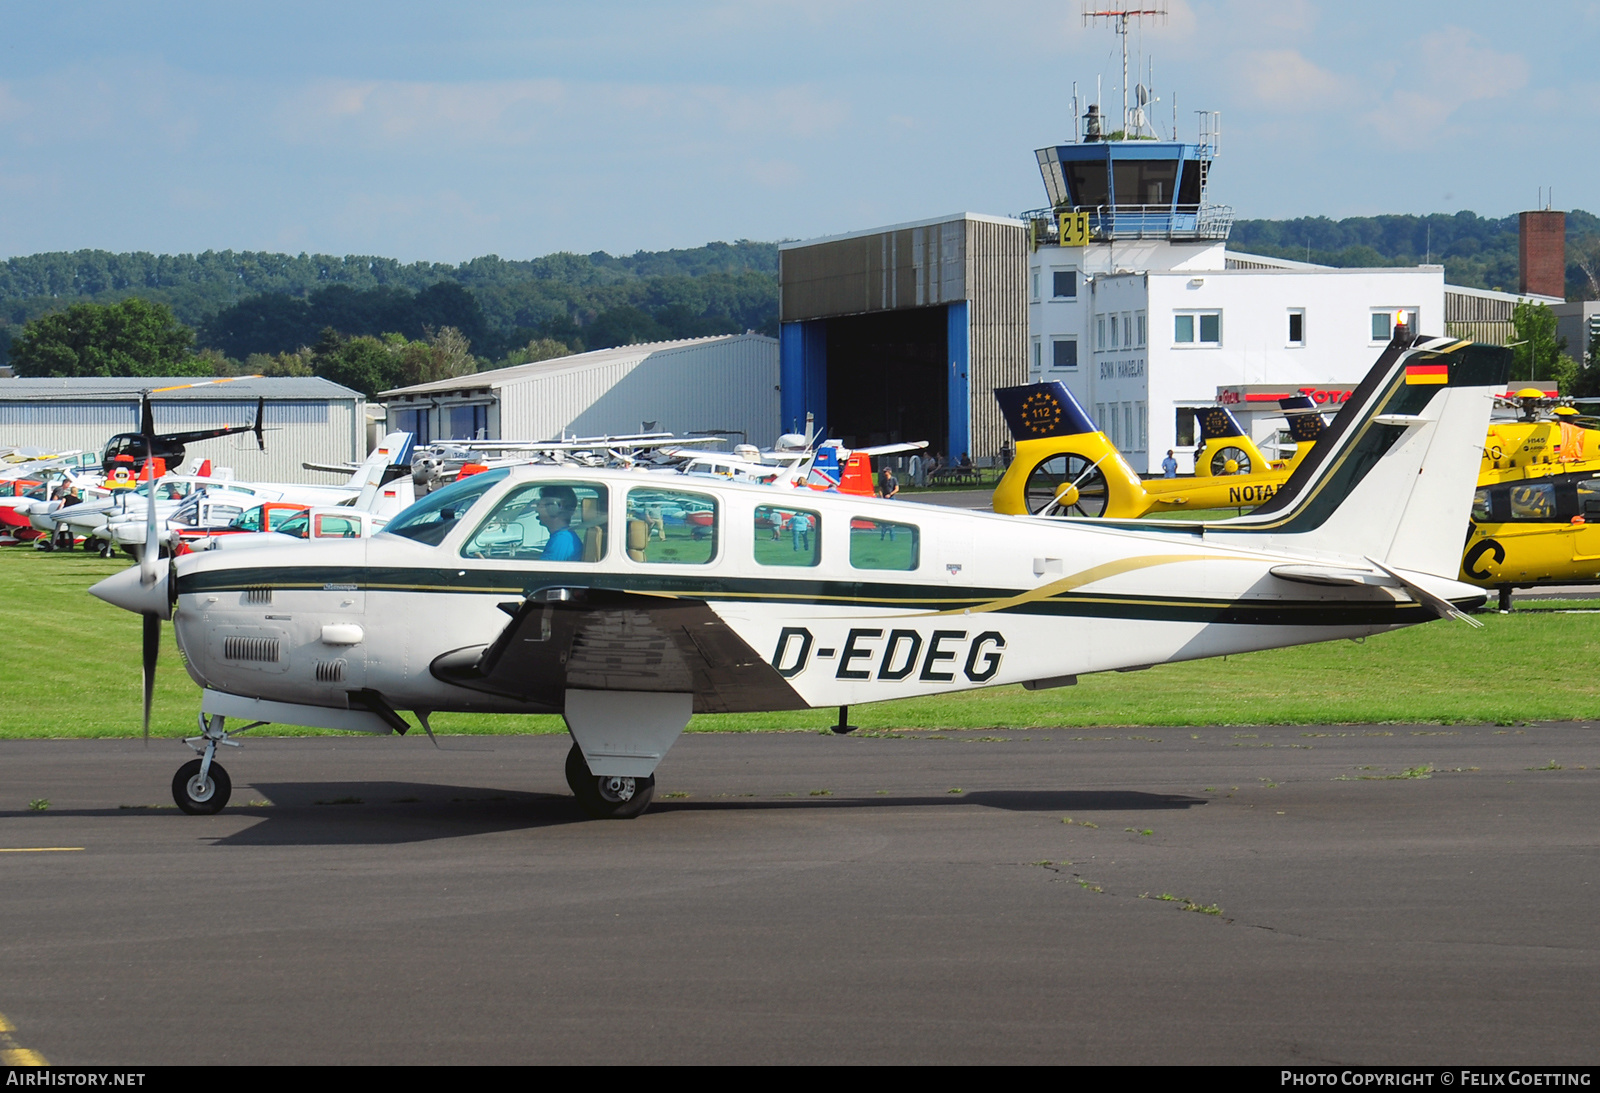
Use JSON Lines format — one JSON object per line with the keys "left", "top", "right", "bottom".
{"left": 1361, "top": 27, "right": 1528, "bottom": 144}
{"left": 1236, "top": 49, "right": 1346, "bottom": 111}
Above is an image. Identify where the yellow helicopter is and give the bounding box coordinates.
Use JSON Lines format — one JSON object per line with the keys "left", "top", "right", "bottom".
{"left": 991, "top": 383, "right": 1322, "bottom": 518}
{"left": 1456, "top": 389, "right": 1600, "bottom": 608}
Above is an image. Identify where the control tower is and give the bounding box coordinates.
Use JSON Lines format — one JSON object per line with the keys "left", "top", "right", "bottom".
{"left": 1023, "top": 110, "right": 1231, "bottom": 250}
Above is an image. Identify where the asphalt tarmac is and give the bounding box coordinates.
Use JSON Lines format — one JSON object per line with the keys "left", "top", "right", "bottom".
{"left": 1, "top": 725, "right": 1596, "bottom": 1065}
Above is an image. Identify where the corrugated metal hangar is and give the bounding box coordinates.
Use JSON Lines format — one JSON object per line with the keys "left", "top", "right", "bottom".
{"left": 778, "top": 213, "right": 1028, "bottom": 462}
{"left": 0, "top": 376, "right": 367, "bottom": 483}
{"left": 380, "top": 333, "right": 780, "bottom": 448}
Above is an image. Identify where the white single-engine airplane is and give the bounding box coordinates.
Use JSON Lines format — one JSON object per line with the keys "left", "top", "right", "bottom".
{"left": 91, "top": 330, "right": 1509, "bottom": 818}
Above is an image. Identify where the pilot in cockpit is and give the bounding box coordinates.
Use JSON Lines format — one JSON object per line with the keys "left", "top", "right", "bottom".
{"left": 535, "top": 485, "right": 584, "bottom": 561}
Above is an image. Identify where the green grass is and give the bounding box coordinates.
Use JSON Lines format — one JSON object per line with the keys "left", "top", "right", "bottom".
{"left": 1, "top": 548, "right": 1596, "bottom": 738}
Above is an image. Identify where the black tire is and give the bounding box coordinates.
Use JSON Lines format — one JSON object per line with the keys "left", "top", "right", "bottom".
{"left": 1024, "top": 454, "right": 1110, "bottom": 516}
{"left": 172, "top": 758, "right": 231, "bottom": 815}
{"left": 564, "top": 742, "right": 654, "bottom": 819}
{"left": 82, "top": 537, "right": 100, "bottom": 553}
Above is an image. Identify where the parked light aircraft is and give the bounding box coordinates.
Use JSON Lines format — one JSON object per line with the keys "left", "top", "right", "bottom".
{"left": 97, "top": 380, "right": 268, "bottom": 477}
{"left": 991, "top": 387, "right": 1317, "bottom": 517}
{"left": 91, "top": 331, "right": 1508, "bottom": 818}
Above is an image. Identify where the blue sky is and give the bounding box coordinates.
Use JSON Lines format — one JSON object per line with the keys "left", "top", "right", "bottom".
{"left": 1, "top": 1, "right": 1594, "bottom": 262}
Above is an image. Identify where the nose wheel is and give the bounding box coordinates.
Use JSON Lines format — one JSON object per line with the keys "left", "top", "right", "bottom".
{"left": 172, "top": 712, "right": 244, "bottom": 815}
{"left": 172, "top": 757, "right": 231, "bottom": 815}
{"left": 564, "top": 742, "right": 654, "bottom": 819}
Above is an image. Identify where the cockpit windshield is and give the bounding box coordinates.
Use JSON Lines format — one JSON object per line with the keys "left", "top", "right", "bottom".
{"left": 381, "top": 468, "right": 509, "bottom": 545}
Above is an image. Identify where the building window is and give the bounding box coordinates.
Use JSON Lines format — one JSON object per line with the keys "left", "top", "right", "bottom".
{"left": 1371, "top": 308, "right": 1418, "bottom": 341}
{"left": 1175, "top": 407, "right": 1196, "bottom": 447}
{"left": 1097, "top": 403, "right": 1110, "bottom": 442}
{"left": 1031, "top": 268, "right": 1040, "bottom": 301}
{"left": 1123, "top": 403, "right": 1134, "bottom": 451}
{"left": 1110, "top": 314, "right": 1120, "bottom": 348}
{"left": 1174, "top": 310, "right": 1221, "bottom": 346}
{"left": 1288, "top": 309, "right": 1306, "bottom": 346}
{"left": 1031, "top": 337, "right": 1042, "bottom": 375}
{"left": 1137, "top": 402, "right": 1147, "bottom": 450}
{"left": 1052, "top": 270, "right": 1078, "bottom": 299}
{"left": 1097, "top": 315, "right": 1106, "bottom": 351}
{"left": 1050, "top": 337, "right": 1078, "bottom": 371}
{"left": 1136, "top": 311, "right": 1146, "bottom": 347}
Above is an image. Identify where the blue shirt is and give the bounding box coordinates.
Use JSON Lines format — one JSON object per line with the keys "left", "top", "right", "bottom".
{"left": 1161, "top": 456, "right": 1178, "bottom": 478}
{"left": 542, "top": 526, "right": 584, "bottom": 561}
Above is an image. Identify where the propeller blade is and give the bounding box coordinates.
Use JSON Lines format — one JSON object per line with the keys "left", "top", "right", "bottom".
{"left": 140, "top": 435, "right": 159, "bottom": 588}
{"left": 142, "top": 611, "right": 159, "bottom": 746}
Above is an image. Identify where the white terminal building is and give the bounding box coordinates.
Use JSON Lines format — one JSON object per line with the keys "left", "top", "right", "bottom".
{"left": 1021, "top": 115, "right": 1551, "bottom": 472}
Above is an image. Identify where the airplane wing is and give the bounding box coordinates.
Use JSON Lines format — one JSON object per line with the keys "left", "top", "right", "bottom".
{"left": 428, "top": 587, "right": 805, "bottom": 714}
{"left": 303, "top": 462, "right": 360, "bottom": 475}
{"left": 854, "top": 441, "right": 930, "bottom": 457}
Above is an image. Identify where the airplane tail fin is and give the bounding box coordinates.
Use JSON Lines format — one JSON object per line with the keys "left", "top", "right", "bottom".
{"left": 1209, "top": 335, "right": 1512, "bottom": 579}
{"left": 1194, "top": 405, "right": 1267, "bottom": 477}
{"left": 347, "top": 432, "right": 415, "bottom": 492}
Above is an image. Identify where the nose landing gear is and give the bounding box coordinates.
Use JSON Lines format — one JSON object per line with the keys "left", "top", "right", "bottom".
{"left": 172, "top": 712, "right": 243, "bottom": 814}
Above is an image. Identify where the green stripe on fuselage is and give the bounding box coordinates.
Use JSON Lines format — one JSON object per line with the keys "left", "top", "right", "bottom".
{"left": 177, "top": 565, "right": 1474, "bottom": 627}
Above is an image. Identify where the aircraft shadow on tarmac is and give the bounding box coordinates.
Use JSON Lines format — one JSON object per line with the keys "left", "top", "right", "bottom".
{"left": 0, "top": 787, "right": 1206, "bottom": 847}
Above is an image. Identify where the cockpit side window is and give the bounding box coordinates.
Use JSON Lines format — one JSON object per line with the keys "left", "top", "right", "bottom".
{"left": 383, "top": 468, "right": 509, "bottom": 545}
{"left": 461, "top": 481, "right": 609, "bottom": 561}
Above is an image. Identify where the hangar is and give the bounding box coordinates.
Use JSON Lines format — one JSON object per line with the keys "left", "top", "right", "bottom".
{"left": 0, "top": 375, "right": 367, "bottom": 483}
{"left": 778, "top": 214, "right": 1028, "bottom": 462}
{"left": 380, "top": 333, "right": 780, "bottom": 449}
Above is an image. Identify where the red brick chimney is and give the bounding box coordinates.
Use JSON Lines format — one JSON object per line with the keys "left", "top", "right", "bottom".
{"left": 1519, "top": 210, "right": 1566, "bottom": 298}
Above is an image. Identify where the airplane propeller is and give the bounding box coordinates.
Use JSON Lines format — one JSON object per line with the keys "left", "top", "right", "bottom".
{"left": 140, "top": 424, "right": 162, "bottom": 745}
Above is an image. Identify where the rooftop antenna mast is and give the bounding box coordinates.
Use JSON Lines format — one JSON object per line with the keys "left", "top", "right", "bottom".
{"left": 1082, "top": 2, "right": 1167, "bottom": 138}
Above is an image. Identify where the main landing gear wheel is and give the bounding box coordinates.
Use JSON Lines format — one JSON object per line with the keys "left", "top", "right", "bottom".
{"left": 1025, "top": 454, "right": 1109, "bottom": 517}
{"left": 172, "top": 757, "right": 231, "bottom": 815}
{"left": 564, "top": 742, "right": 654, "bottom": 820}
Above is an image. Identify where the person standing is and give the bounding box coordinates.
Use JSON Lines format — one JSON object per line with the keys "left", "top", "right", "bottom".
{"left": 790, "top": 510, "right": 812, "bottom": 552}
{"left": 1161, "top": 449, "right": 1178, "bottom": 478}
{"left": 878, "top": 465, "right": 898, "bottom": 500}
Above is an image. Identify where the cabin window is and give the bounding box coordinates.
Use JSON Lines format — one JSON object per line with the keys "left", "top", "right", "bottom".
{"left": 1471, "top": 489, "right": 1492, "bottom": 522}
{"left": 383, "top": 467, "right": 508, "bottom": 546}
{"left": 1579, "top": 480, "right": 1600, "bottom": 519}
{"left": 849, "top": 518, "right": 919, "bottom": 571}
{"left": 1507, "top": 483, "right": 1557, "bottom": 521}
{"left": 461, "top": 481, "right": 609, "bottom": 560}
{"left": 625, "top": 487, "right": 717, "bottom": 564}
{"left": 754, "top": 504, "right": 820, "bottom": 567}
{"left": 314, "top": 514, "right": 362, "bottom": 539}
{"left": 277, "top": 514, "right": 311, "bottom": 539}
{"left": 1052, "top": 270, "right": 1078, "bottom": 299}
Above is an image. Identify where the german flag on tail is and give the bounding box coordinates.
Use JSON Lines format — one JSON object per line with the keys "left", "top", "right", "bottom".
{"left": 1404, "top": 361, "right": 1449, "bottom": 385}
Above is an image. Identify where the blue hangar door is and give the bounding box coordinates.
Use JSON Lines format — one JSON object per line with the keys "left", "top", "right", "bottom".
{"left": 780, "top": 302, "right": 969, "bottom": 459}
